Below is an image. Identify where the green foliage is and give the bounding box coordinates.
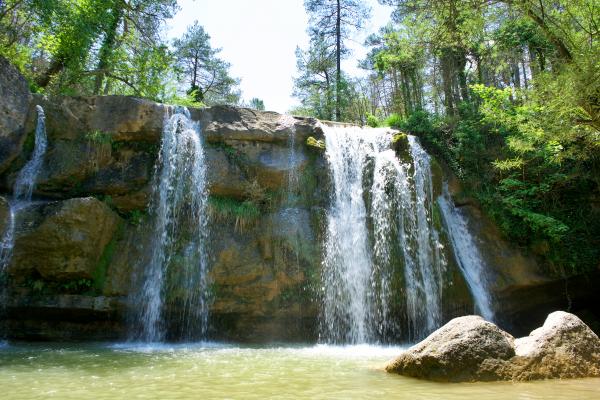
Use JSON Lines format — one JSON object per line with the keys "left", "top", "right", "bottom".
{"left": 59, "top": 279, "right": 93, "bottom": 293}
{"left": 400, "top": 110, "right": 434, "bottom": 135}
{"left": 85, "top": 130, "right": 112, "bottom": 145}
{"left": 1, "top": 0, "right": 179, "bottom": 99}
{"left": 384, "top": 114, "right": 403, "bottom": 129}
{"left": 208, "top": 196, "right": 260, "bottom": 232}
{"left": 126, "top": 210, "right": 146, "bottom": 226}
{"left": 92, "top": 223, "right": 123, "bottom": 292}
{"left": 172, "top": 21, "right": 241, "bottom": 105}
{"left": 366, "top": 114, "right": 380, "bottom": 127}
{"left": 248, "top": 98, "right": 265, "bottom": 111}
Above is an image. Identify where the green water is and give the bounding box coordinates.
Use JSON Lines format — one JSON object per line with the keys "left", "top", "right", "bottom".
{"left": 1, "top": 342, "right": 599, "bottom": 399}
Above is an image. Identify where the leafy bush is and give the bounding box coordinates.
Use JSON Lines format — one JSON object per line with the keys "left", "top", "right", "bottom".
{"left": 383, "top": 113, "right": 403, "bottom": 129}
{"left": 366, "top": 114, "right": 380, "bottom": 127}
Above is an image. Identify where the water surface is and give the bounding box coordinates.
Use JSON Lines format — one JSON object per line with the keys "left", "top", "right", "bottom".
{"left": 1, "top": 343, "right": 598, "bottom": 399}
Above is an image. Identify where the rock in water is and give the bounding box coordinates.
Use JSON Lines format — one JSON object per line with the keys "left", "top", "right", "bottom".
{"left": 385, "top": 311, "right": 600, "bottom": 381}
{"left": 384, "top": 315, "right": 515, "bottom": 382}
{"left": 511, "top": 311, "right": 600, "bottom": 380}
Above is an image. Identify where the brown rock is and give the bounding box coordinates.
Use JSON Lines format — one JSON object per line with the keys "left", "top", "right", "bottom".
{"left": 196, "top": 106, "right": 317, "bottom": 144}
{"left": 386, "top": 311, "right": 600, "bottom": 382}
{"left": 511, "top": 311, "right": 600, "bottom": 380}
{"left": 385, "top": 315, "right": 515, "bottom": 382}
{"left": 10, "top": 197, "right": 121, "bottom": 281}
{"left": 0, "top": 195, "right": 9, "bottom": 235}
{"left": 0, "top": 56, "right": 32, "bottom": 175}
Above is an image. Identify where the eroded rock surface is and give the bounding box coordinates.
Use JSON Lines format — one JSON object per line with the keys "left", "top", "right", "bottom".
{"left": 9, "top": 197, "right": 122, "bottom": 281}
{"left": 386, "top": 311, "right": 600, "bottom": 381}
{"left": 511, "top": 311, "right": 600, "bottom": 380}
{"left": 0, "top": 56, "right": 32, "bottom": 175}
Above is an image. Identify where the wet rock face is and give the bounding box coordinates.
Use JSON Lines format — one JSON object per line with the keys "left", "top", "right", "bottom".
{"left": 206, "top": 207, "right": 321, "bottom": 342}
{"left": 0, "top": 195, "right": 8, "bottom": 235}
{"left": 9, "top": 197, "right": 122, "bottom": 282}
{"left": 0, "top": 56, "right": 32, "bottom": 175}
{"left": 385, "top": 311, "right": 600, "bottom": 381}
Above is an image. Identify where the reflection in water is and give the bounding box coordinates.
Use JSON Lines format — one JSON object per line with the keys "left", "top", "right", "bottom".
{"left": 0, "top": 343, "right": 598, "bottom": 400}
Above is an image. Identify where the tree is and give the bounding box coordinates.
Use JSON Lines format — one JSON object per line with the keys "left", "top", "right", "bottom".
{"left": 248, "top": 98, "right": 265, "bottom": 110}
{"left": 293, "top": 38, "right": 336, "bottom": 120}
{"left": 173, "top": 21, "right": 240, "bottom": 105}
{"left": 304, "top": 0, "right": 370, "bottom": 120}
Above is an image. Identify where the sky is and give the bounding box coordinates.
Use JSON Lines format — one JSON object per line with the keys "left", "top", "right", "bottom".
{"left": 168, "top": 0, "right": 394, "bottom": 113}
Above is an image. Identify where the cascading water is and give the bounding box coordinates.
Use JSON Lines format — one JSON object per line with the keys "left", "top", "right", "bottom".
{"left": 321, "top": 127, "right": 450, "bottom": 343}
{"left": 370, "top": 137, "right": 446, "bottom": 341}
{"left": 13, "top": 106, "right": 48, "bottom": 201}
{"left": 437, "top": 184, "right": 495, "bottom": 321}
{"left": 404, "top": 136, "right": 445, "bottom": 336}
{"left": 134, "top": 107, "right": 209, "bottom": 342}
{"left": 0, "top": 105, "right": 47, "bottom": 340}
{"left": 321, "top": 125, "right": 393, "bottom": 343}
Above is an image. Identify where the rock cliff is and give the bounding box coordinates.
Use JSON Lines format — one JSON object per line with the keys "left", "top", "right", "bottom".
{"left": 0, "top": 56, "right": 596, "bottom": 342}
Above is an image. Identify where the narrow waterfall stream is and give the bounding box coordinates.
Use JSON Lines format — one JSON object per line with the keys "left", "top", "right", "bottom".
{"left": 0, "top": 105, "right": 47, "bottom": 339}
{"left": 134, "top": 107, "right": 209, "bottom": 342}
{"left": 437, "top": 184, "right": 495, "bottom": 321}
{"left": 321, "top": 125, "right": 493, "bottom": 343}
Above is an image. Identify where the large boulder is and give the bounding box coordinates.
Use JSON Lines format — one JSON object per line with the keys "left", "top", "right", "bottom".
{"left": 384, "top": 316, "right": 515, "bottom": 382}
{"left": 0, "top": 56, "right": 32, "bottom": 175}
{"left": 9, "top": 197, "right": 121, "bottom": 281}
{"left": 385, "top": 311, "right": 600, "bottom": 381}
{"left": 511, "top": 311, "right": 600, "bottom": 380}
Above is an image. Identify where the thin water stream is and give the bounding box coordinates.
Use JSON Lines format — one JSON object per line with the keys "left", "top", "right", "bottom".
{"left": 0, "top": 343, "right": 598, "bottom": 400}
{"left": 132, "top": 107, "right": 209, "bottom": 342}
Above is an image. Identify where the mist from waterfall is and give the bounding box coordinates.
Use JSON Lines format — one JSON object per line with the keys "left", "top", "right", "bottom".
{"left": 438, "top": 184, "right": 495, "bottom": 321}
{"left": 133, "top": 107, "right": 209, "bottom": 342}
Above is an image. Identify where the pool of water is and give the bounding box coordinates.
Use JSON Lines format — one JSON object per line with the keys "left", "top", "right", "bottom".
{"left": 1, "top": 342, "right": 599, "bottom": 399}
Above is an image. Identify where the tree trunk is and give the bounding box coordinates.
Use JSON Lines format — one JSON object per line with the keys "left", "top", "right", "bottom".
{"left": 335, "top": 0, "right": 341, "bottom": 121}
{"left": 35, "top": 56, "right": 65, "bottom": 88}
{"left": 440, "top": 51, "right": 455, "bottom": 117}
{"left": 94, "top": 5, "right": 122, "bottom": 95}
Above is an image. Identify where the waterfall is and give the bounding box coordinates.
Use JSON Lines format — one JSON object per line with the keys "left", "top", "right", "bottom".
{"left": 370, "top": 137, "right": 446, "bottom": 341}
{"left": 321, "top": 125, "right": 392, "bottom": 343}
{"left": 0, "top": 105, "right": 47, "bottom": 340}
{"left": 134, "top": 107, "right": 209, "bottom": 342}
{"left": 437, "top": 184, "right": 495, "bottom": 321}
{"left": 14, "top": 106, "right": 47, "bottom": 201}
{"left": 404, "top": 136, "right": 445, "bottom": 337}
{"left": 321, "top": 128, "right": 448, "bottom": 343}
{"left": 1, "top": 105, "right": 47, "bottom": 270}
